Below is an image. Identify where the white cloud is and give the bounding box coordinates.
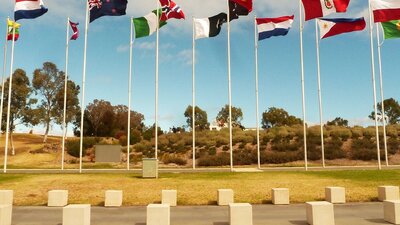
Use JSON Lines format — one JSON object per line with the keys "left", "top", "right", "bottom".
{"left": 348, "top": 117, "right": 374, "bottom": 127}
{"left": 116, "top": 44, "right": 129, "bottom": 53}
{"left": 177, "top": 49, "right": 193, "bottom": 66}
{"left": 136, "top": 42, "right": 156, "bottom": 50}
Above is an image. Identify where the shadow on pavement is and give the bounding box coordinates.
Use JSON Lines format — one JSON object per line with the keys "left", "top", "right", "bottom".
{"left": 289, "top": 220, "right": 308, "bottom": 225}
{"left": 365, "top": 218, "right": 391, "bottom": 224}
{"left": 135, "top": 223, "right": 146, "bottom": 225}
{"left": 213, "top": 222, "right": 229, "bottom": 225}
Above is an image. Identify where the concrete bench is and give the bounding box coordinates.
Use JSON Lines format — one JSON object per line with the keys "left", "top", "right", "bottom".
{"left": 229, "top": 203, "right": 253, "bottom": 225}
{"left": 63, "top": 204, "right": 91, "bottom": 225}
{"left": 147, "top": 204, "right": 170, "bottom": 225}
{"left": 306, "top": 201, "right": 335, "bottom": 225}
{"left": 0, "top": 204, "right": 12, "bottom": 225}
{"left": 325, "top": 187, "right": 345, "bottom": 204}
{"left": 48, "top": 190, "right": 68, "bottom": 207}
{"left": 105, "top": 190, "right": 123, "bottom": 207}
{"left": 384, "top": 200, "right": 400, "bottom": 224}
{"left": 0, "top": 191, "right": 13, "bottom": 205}
{"left": 379, "top": 186, "right": 400, "bottom": 201}
{"left": 162, "top": 190, "right": 177, "bottom": 207}
{"left": 218, "top": 189, "right": 234, "bottom": 206}
{"left": 272, "top": 188, "right": 289, "bottom": 205}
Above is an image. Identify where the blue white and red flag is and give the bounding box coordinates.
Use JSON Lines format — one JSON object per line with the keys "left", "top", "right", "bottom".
{"left": 256, "top": 15, "right": 294, "bottom": 41}
{"left": 318, "top": 17, "right": 366, "bottom": 39}
{"left": 14, "top": 0, "right": 48, "bottom": 21}
{"left": 159, "top": 0, "right": 185, "bottom": 20}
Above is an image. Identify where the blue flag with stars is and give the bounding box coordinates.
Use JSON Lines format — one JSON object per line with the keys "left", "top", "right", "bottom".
{"left": 89, "top": 0, "right": 128, "bottom": 23}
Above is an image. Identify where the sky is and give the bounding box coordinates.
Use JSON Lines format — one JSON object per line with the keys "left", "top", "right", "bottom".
{"left": 0, "top": 0, "right": 399, "bottom": 136}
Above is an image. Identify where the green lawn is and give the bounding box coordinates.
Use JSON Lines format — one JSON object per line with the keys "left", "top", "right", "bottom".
{"left": 0, "top": 170, "right": 399, "bottom": 206}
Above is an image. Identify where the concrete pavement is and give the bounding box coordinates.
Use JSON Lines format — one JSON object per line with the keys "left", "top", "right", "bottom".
{"left": 11, "top": 202, "right": 391, "bottom": 225}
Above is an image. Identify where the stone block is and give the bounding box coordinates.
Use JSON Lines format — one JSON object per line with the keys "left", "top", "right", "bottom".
{"left": 142, "top": 158, "right": 158, "bottom": 178}
{"left": 48, "top": 190, "right": 68, "bottom": 207}
{"left": 229, "top": 203, "right": 253, "bottom": 225}
{"left": 0, "top": 204, "right": 12, "bottom": 225}
{"left": 272, "top": 188, "right": 289, "bottom": 205}
{"left": 379, "top": 186, "right": 400, "bottom": 201}
{"left": 325, "top": 187, "right": 345, "bottom": 204}
{"left": 306, "top": 201, "right": 335, "bottom": 225}
{"left": 63, "top": 204, "right": 91, "bottom": 225}
{"left": 162, "top": 190, "right": 177, "bottom": 207}
{"left": 0, "top": 191, "right": 13, "bottom": 205}
{"left": 218, "top": 189, "right": 234, "bottom": 206}
{"left": 147, "top": 204, "right": 170, "bottom": 225}
{"left": 384, "top": 200, "right": 400, "bottom": 224}
{"left": 105, "top": 190, "right": 123, "bottom": 207}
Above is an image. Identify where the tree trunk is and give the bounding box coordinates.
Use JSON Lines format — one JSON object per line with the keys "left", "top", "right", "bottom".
{"left": 10, "top": 131, "right": 15, "bottom": 156}
{"left": 43, "top": 121, "right": 50, "bottom": 143}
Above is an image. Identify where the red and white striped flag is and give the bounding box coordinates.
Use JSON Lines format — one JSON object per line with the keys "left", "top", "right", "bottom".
{"left": 301, "top": 0, "right": 350, "bottom": 21}
{"left": 69, "top": 20, "right": 79, "bottom": 40}
{"left": 371, "top": 0, "right": 400, "bottom": 23}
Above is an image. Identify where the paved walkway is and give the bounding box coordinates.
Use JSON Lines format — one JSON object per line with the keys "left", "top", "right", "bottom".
{"left": 11, "top": 202, "right": 390, "bottom": 225}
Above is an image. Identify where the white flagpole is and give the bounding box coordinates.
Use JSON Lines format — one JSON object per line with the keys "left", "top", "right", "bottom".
{"left": 315, "top": 20, "right": 325, "bottom": 168}
{"left": 79, "top": 1, "right": 90, "bottom": 173}
{"left": 227, "top": 0, "right": 233, "bottom": 172}
{"left": 127, "top": 17, "right": 134, "bottom": 170}
{"left": 254, "top": 16, "right": 260, "bottom": 169}
{"left": 3, "top": 22, "right": 17, "bottom": 173}
{"left": 0, "top": 18, "right": 9, "bottom": 137}
{"left": 299, "top": 0, "right": 308, "bottom": 170}
{"left": 192, "top": 17, "right": 196, "bottom": 170}
{"left": 62, "top": 17, "right": 70, "bottom": 170}
{"left": 368, "top": 1, "right": 381, "bottom": 170}
{"left": 376, "top": 23, "right": 388, "bottom": 166}
{"left": 155, "top": 1, "right": 160, "bottom": 160}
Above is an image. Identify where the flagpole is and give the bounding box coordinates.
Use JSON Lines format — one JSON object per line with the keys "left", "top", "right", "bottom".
{"left": 315, "top": 20, "right": 325, "bottom": 168}
{"left": 227, "top": 0, "right": 233, "bottom": 172}
{"left": 79, "top": 1, "right": 90, "bottom": 173}
{"left": 299, "top": 0, "right": 308, "bottom": 171}
{"left": 127, "top": 17, "right": 134, "bottom": 170}
{"left": 0, "top": 18, "right": 9, "bottom": 137}
{"left": 62, "top": 17, "right": 70, "bottom": 170}
{"left": 368, "top": 0, "right": 381, "bottom": 170}
{"left": 254, "top": 16, "right": 260, "bottom": 170}
{"left": 3, "top": 23, "right": 17, "bottom": 173}
{"left": 155, "top": 1, "right": 160, "bottom": 160}
{"left": 192, "top": 17, "right": 196, "bottom": 170}
{"left": 376, "top": 23, "right": 388, "bottom": 166}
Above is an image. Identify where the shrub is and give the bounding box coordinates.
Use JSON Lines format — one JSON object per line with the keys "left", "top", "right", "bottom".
{"left": 215, "top": 136, "right": 229, "bottom": 147}
{"left": 363, "top": 127, "right": 376, "bottom": 138}
{"left": 162, "top": 154, "right": 187, "bottom": 166}
{"left": 222, "top": 145, "right": 230, "bottom": 151}
{"left": 351, "top": 138, "right": 379, "bottom": 161}
{"left": 130, "top": 129, "right": 142, "bottom": 145}
{"left": 329, "top": 127, "right": 352, "bottom": 140}
{"left": 65, "top": 139, "right": 86, "bottom": 158}
{"left": 387, "top": 138, "right": 400, "bottom": 155}
{"left": 119, "top": 135, "right": 127, "bottom": 146}
{"left": 262, "top": 151, "right": 303, "bottom": 164}
{"left": 324, "top": 137, "right": 346, "bottom": 159}
{"left": 197, "top": 153, "right": 230, "bottom": 166}
{"left": 208, "top": 146, "right": 216, "bottom": 155}
{"left": 233, "top": 150, "right": 257, "bottom": 165}
{"left": 351, "top": 127, "right": 364, "bottom": 138}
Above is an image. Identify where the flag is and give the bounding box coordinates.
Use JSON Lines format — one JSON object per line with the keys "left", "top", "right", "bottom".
{"left": 301, "top": 0, "right": 350, "bottom": 21}
{"left": 256, "top": 15, "right": 294, "bottom": 41}
{"left": 69, "top": 20, "right": 79, "bottom": 40}
{"left": 133, "top": 10, "right": 167, "bottom": 39}
{"left": 194, "top": 13, "right": 227, "bottom": 40}
{"left": 229, "top": 0, "right": 252, "bottom": 20}
{"left": 89, "top": 0, "right": 128, "bottom": 23}
{"left": 371, "top": 0, "right": 400, "bottom": 23}
{"left": 159, "top": 0, "right": 185, "bottom": 20}
{"left": 381, "top": 20, "right": 400, "bottom": 39}
{"left": 14, "top": 0, "right": 48, "bottom": 21}
{"left": 7, "top": 19, "right": 21, "bottom": 41}
{"left": 317, "top": 17, "right": 366, "bottom": 39}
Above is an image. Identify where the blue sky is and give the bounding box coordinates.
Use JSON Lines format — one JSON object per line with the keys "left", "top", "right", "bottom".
{"left": 0, "top": 0, "right": 399, "bottom": 135}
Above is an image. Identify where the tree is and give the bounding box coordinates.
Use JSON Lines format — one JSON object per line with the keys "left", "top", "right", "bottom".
{"left": 143, "top": 124, "right": 164, "bottom": 141}
{"left": 84, "top": 99, "right": 114, "bottom": 136}
{"left": 54, "top": 79, "right": 80, "bottom": 136}
{"left": 113, "top": 105, "right": 145, "bottom": 133}
{"left": 216, "top": 104, "right": 243, "bottom": 127}
{"left": 32, "top": 62, "right": 65, "bottom": 142}
{"left": 369, "top": 98, "right": 400, "bottom": 125}
{"left": 1, "top": 69, "right": 38, "bottom": 155}
{"left": 261, "top": 107, "right": 302, "bottom": 128}
{"left": 184, "top": 105, "right": 209, "bottom": 130}
{"left": 327, "top": 117, "right": 349, "bottom": 127}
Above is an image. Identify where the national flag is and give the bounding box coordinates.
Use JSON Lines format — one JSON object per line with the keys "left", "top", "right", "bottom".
{"left": 301, "top": 0, "right": 350, "bottom": 21}
{"left": 69, "top": 20, "right": 79, "bottom": 40}
{"left": 7, "top": 19, "right": 21, "bottom": 41}
{"left": 256, "top": 15, "right": 294, "bottom": 41}
{"left": 14, "top": 0, "right": 48, "bottom": 21}
{"left": 317, "top": 17, "right": 366, "bottom": 39}
{"left": 381, "top": 20, "right": 400, "bottom": 39}
{"left": 159, "top": 0, "right": 185, "bottom": 20}
{"left": 371, "top": 0, "right": 400, "bottom": 23}
{"left": 89, "top": 0, "right": 128, "bottom": 23}
{"left": 194, "top": 13, "right": 227, "bottom": 40}
{"left": 229, "top": 0, "right": 253, "bottom": 20}
{"left": 133, "top": 10, "right": 167, "bottom": 39}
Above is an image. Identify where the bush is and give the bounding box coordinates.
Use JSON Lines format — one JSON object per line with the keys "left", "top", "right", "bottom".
{"left": 119, "top": 135, "right": 127, "bottom": 146}
{"left": 351, "top": 127, "right": 363, "bottom": 138}
{"left": 324, "top": 137, "right": 346, "bottom": 159}
{"left": 329, "top": 127, "right": 352, "bottom": 140}
{"left": 262, "top": 151, "right": 303, "bottom": 164}
{"left": 233, "top": 149, "right": 257, "bottom": 165}
{"left": 130, "top": 129, "right": 142, "bottom": 145}
{"left": 351, "top": 138, "right": 379, "bottom": 161}
{"left": 197, "top": 153, "right": 230, "bottom": 166}
{"left": 222, "top": 145, "right": 229, "bottom": 152}
{"left": 215, "top": 136, "right": 229, "bottom": 147}
{"left": 208, "top": 146, "right": 216, "bottom": 155}
{"left": 162, "top": 154, "right": 187, "bottom": 166}
{"left": 65, "top": 139, "right": 86, "bottom": 158}
{"left": 363, "top": 127, "right": 376, "bottom": 138}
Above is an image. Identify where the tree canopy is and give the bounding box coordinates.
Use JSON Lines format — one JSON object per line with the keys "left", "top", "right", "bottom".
{"left": 216, "top": 104, "right": 243, "bottom": 127}
{"left": 261, "top": 107, "right": 302, "bottom": 128}
{"left": 184, "top": 105, "right": 209, "bottom": 130}
{"left": 327, "top": 117, "right": 349, "bottom": 127}
{"left": 369, "top": 98, "right": 400, "bottom": 124}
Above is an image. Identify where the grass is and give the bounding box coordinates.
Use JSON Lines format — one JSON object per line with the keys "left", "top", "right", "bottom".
{"left": 0, "top": 170, "right": 399, "bottom": 206}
